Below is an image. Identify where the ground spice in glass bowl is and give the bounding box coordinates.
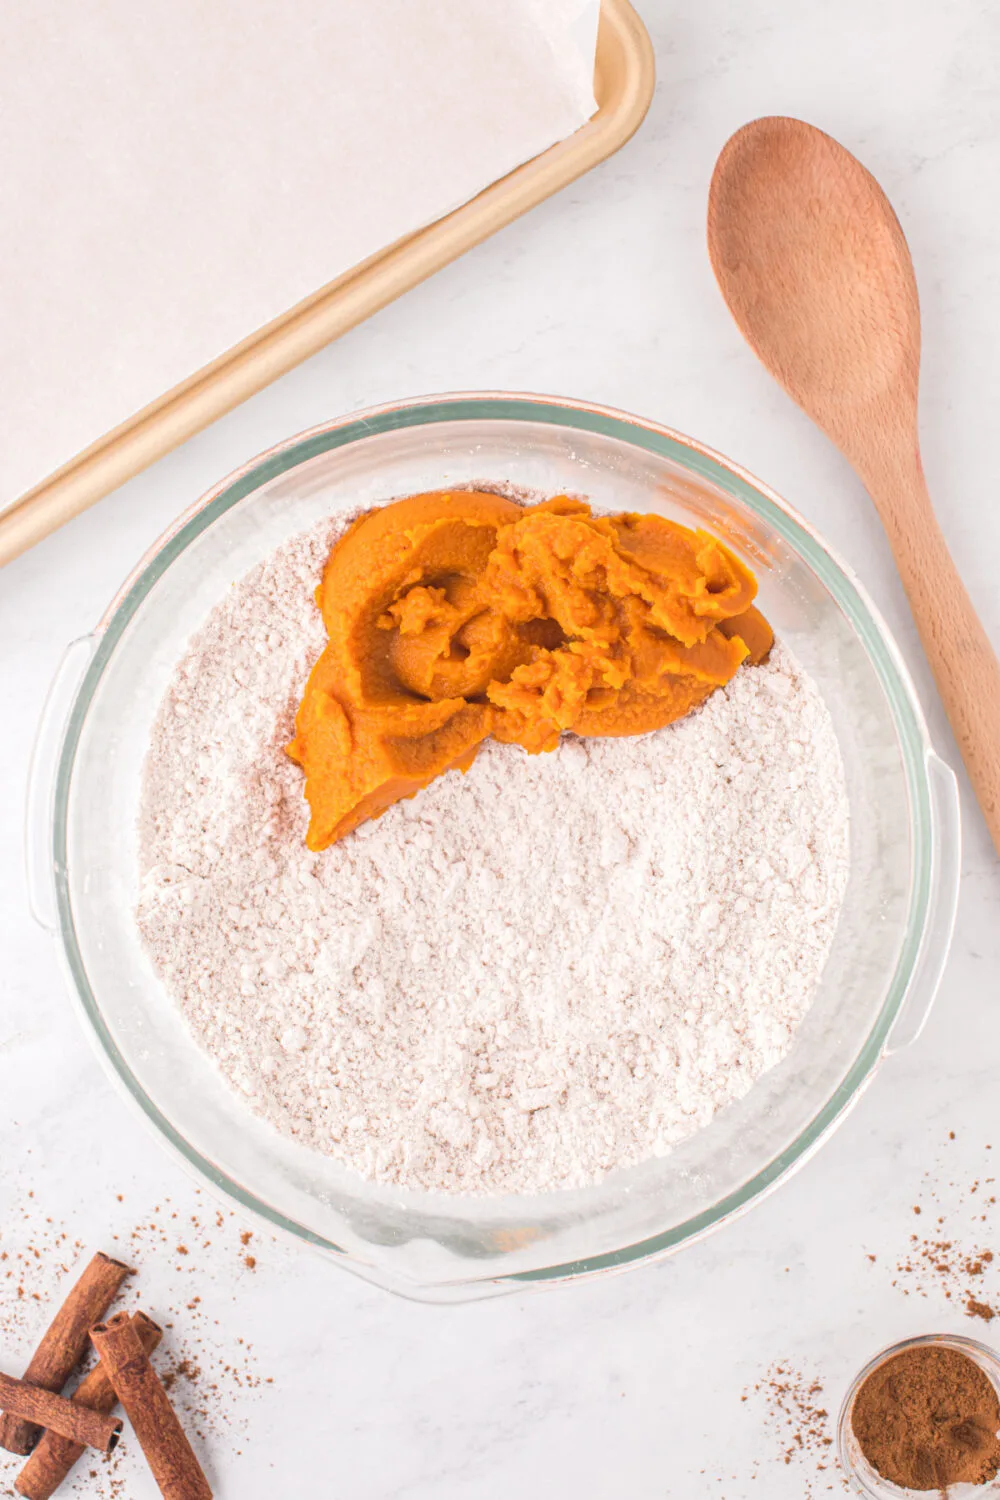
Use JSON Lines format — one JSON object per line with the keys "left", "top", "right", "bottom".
{"left": 838, "top": 1336, "right": 1000, "bottom": 1496}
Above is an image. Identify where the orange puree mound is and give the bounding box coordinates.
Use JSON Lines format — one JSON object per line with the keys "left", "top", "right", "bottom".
{"left": 287, "top": 490, "right": 773, "bottom": 849}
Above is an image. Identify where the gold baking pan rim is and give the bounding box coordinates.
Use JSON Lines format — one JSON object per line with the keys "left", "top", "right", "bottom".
{"left": 0, "top": 0, "right": 654, "bottom": 568}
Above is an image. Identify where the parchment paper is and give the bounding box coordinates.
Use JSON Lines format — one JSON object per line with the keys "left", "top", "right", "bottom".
{"left": 1, "top": 0, "right": 599, "bottom": 509}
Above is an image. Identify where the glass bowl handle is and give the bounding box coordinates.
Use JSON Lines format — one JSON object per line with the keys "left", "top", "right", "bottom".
{"left": 885, "top": 749, "right": 962, "bottom": 1055}
{"left": 26, "top": 636, "right": 98, "bottom": 931}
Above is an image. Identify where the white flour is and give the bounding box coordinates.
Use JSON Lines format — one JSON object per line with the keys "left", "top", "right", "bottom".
{"left": 137, "top": 511, "right": 850, "bottom": 1196}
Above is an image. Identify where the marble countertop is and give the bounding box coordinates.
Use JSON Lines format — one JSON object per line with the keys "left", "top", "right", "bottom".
{"left": 3, "top": 1, "right": 1000, "bottom": 1494}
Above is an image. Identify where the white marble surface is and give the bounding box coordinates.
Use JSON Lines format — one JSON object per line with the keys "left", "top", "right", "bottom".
{"left": 3, "top": 1, "right": 1000, "bottom": 1494}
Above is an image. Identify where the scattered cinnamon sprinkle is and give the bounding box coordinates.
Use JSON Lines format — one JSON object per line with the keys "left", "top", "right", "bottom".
{"left": 161, "top": 1357, "right": 202, "bottom": 1393}
{"left": 885, "top": 1131, "right": 1000, "bottom": 1321}
{"left": 743, "top": 1363, "right": 840, "bottom": 1496}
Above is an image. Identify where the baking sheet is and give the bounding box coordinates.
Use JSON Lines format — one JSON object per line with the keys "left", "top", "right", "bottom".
{"left": 1, "top": 0, "right": 601, "bottom": 511}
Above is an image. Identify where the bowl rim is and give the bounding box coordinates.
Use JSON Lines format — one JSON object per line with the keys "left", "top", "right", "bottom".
{"left": 51, "top": 390, "right": 945, "bottom": 1291}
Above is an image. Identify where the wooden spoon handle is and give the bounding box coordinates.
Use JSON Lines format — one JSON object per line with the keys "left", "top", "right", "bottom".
{"left": 874, "top": 463, "right": 1000, "bottom": 854}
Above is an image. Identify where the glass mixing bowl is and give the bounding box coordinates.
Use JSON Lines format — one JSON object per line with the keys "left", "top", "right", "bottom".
{"left": 28, "top": 394, "right": 961, "bottom": 1301}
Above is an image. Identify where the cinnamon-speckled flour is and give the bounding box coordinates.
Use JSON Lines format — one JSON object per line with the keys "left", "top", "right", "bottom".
{"left": 137, "top": 510, "right": 849, "bottom": 1195}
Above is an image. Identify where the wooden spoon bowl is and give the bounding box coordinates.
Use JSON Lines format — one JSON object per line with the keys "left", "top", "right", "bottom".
{"left": 708, "top": 117, "right": 1000, "bottom": 855}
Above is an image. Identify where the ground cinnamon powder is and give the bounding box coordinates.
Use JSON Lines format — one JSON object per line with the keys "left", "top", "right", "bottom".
{"left": 852, "top": 1346, "right": 1000, "bottom": 1492}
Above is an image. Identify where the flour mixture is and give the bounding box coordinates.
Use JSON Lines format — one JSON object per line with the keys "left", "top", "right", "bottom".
{"left": 137, "top": 510, "right": 850, "bottom": 1195}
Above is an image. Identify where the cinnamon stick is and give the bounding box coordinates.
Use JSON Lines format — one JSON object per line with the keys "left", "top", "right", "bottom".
{"left": 0, "top": 1373, "right": 121, "bottom": 1454}
{"left": 15, "top": 1312, "right": 163, "bottom": 1500}
{"left": 0, "top": 1251, "right": 132, "bottom": 1455}
{"left": 91, "top": 1312, "right": 212, "bottom": 1500}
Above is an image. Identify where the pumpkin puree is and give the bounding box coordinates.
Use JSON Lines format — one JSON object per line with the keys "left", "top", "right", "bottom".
{"left": 288, "top": 491, "right": 773, "bottom": 849}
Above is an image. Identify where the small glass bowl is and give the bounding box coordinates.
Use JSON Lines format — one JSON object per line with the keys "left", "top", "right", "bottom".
{"left": 838, "top": 1334, "right": 1000, "bottom": 1497}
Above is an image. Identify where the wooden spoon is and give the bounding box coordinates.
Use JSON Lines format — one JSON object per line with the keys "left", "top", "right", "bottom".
{"left": 708, "top": 115, "right": 1000, "bottom": 855}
